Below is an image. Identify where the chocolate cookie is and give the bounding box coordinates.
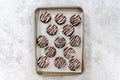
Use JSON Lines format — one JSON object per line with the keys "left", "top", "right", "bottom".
{"left": 62, "top": 24, "right": 74, "bottom": 36}
{"left": 37, "top": 35, "right": 48, "bottom": 48}
{"left": 63, "top": 47, "right": 75, "bottom": 59}
{"left": 54, "top": 57, "right": 66, "bottom": 69}
{"left": 45, "top": 46, "right": 56, "bottom": 58}
{"left": 70, "top": 14, "right": 81, "bottom": 26}
{"left": 69, "top": 35, "right": 81, "bottom": 47}
{"left": 55, "top": 13, "right": 66, "bottom": 25}
{"left": 54, "top": 36, "right": 66, "bottom": 48}
{"left": 40, "top": 12, "right": 51, "bottom": 23}
{"left": 47, "top": 24, "right": 58, "bottom": 36}
{"left": 69, "top": 58, "right": 81, "bottom": 71}
{"left": 38, "top": 56, "right": 49, "bottom": 68}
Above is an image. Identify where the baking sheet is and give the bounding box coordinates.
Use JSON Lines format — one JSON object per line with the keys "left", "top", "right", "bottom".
{"left": 35, "top": 7, "right": 84, "bottom": 75}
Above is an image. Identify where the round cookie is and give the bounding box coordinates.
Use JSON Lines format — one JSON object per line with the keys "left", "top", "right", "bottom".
{"left": 63, "top": 47, "right": 75, "bottom": 59}
{"left": 38, "top": 56, "right": 49, "bottom": 68}
{"left": 37, "top": 35, "right": 48, "bottom": 48}
{"left": 45, "top": 46, "right": 56, "bottom": 58}
{"left": 55, "top": 13, "right": 66, "bottom": 25}
{"left": 47, "top": 24, "right": 58, "bottom": 36}
{"left": 54, "top": 36, "right": 66, "bottom": 48}
{"left": 40, "top": 12, "right": 51, "bottom": 23}
{"left": 62, "top": 24, "right": 74, "bottom": 37}
{"left": 70, "top": 14, "right": 81, "bottom": 26}
{"left": 69, "top": 58, "right": 81, "bottom": 71}
{"left": 69, "top": 35, "right": 81, "bottom": 47}
{"left": 54, "top": 57, "right": 67, "bottom": 69}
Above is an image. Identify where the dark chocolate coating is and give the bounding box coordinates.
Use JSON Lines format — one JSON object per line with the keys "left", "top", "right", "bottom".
{"left": 45, "top": 46, "right": 56, "bottom": 58}
{"left": 47, "top": 24, "right": 58, "bottom": 36}
{"left": 69, "top": 35, "right": 81, "bottom": 47}
{"left": 54, "top": 57, "right": 66, "bottom": 69}
{"left": 69, "top": 58, "right": 81, "bottom": 71}
{"left": 63, "top": 47, "right": 75, "bottom": 59}
{"left": 54, "top": 36, "right": 66, "bottom": 48}
{"left": 38, "top": 56, "right": 49, "bottom": 68}
{"left": 55, "top": 13, "right": 66, "bottom": 25}
{"left": 37, "top": 35, "right": 48, "bottom": 48}
{"left": 70, "top": 14, "right": 81, "bottom": 26}
{"left": 62, "top": 24, "right": 74, "bottom": 37}
{"left": 40, "top": 12, "right": 51, "bottom": 23}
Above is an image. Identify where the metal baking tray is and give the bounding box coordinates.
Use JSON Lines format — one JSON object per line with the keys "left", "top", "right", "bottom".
{"left": 35, "top": 7, "right": 85, "bottom": 76}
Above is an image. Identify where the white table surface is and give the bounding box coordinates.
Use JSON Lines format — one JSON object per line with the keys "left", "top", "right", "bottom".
{"left": 0, "top": 0, "right": 120, "bottom": 80}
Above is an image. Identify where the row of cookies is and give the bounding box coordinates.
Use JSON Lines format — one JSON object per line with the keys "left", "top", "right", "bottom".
{"left": 45, "top": 24, "right": 76, "bottom": 37}
{"left": 37, "top": 35, "right": 81, "bottom": 48}
{"left": 40, "top": 12, "right": 81, "bottom": 26}
{"left": 38, "top": 56, "right": 80, "bottom": 71}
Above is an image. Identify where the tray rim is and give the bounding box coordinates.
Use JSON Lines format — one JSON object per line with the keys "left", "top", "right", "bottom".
{"left": 34, "top": 6, "right": 85, "bottom": 76}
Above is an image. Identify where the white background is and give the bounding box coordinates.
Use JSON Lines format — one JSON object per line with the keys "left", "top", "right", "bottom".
{"left": 0, "top": 0, "right": 120, "bottom": 80}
